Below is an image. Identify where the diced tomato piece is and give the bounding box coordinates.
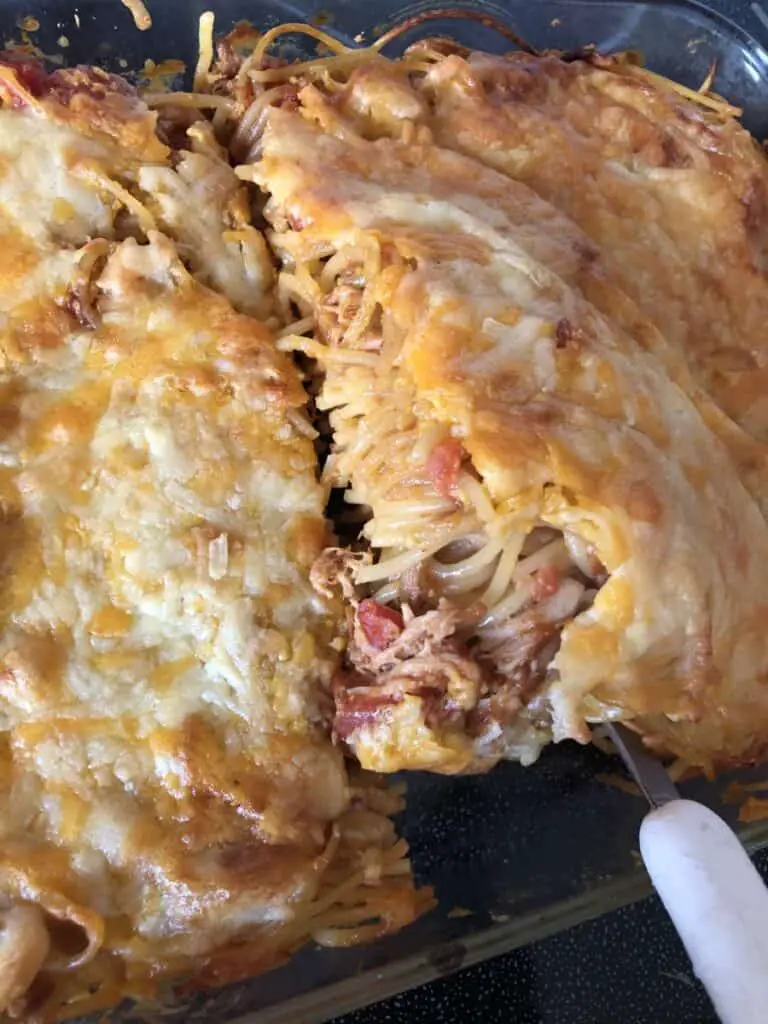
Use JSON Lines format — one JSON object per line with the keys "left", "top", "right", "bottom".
{"left": 530, "top": 563, "right": 562, "bottom": 601}
{"left": 7, "top": 58, "right": 47, "bottom": 92}
{"left": 358, "top": 599, "right": 404, "bottom": 650}
{"left": 425, "top": 439, "right": 464, "bottom": 500}
{"left": 286, "top": 210, "right": 308, "bottom": 231}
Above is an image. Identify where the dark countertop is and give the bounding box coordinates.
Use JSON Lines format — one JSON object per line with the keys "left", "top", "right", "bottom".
{"left": 337, "top": 848, "right": 768, "bottom": 1023}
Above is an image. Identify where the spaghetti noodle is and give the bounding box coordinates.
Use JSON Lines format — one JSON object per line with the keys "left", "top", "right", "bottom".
{"left": 120, "top": 0, "right": 151, "bottom": 31}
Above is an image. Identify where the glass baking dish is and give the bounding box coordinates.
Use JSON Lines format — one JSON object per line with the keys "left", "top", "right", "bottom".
{"left": 5, "top": 0, "right": 768, "bottom": 1019}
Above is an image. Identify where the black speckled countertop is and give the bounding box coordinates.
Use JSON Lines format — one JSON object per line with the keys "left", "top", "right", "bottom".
{"left": 338, "top": 846, "right": 768, "bottom": 1022}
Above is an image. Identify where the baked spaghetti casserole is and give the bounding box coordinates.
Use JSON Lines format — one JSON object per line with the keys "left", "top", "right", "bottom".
{"left": 0, "top": 6, "right": 767, "bottom": 1019}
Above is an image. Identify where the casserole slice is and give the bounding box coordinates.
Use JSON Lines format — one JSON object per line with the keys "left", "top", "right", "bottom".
{"left": 0, "top": 56, "right": 426, "bottom": 1022}
{"left": 243, "top": 59, "right": 768, "bottom": 775}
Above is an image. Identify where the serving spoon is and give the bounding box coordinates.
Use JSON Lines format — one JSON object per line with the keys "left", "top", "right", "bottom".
{"left": 606, "top": 722, "right": 768, "bottom": 1024}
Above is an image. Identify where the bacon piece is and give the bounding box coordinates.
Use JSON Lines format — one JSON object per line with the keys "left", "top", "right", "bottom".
{"left": 0, "top": 59, "right": 138, "bottom": 112}
{"left": 334, "top": 685, "right": 401, "bottom": 740}
{"left": 0, "top": 55, "right": 48, "bottom": 107}
{"left": 425, "top": 439, "right": 464, "bottom": 500}
{"left": 530, "top": 563, "right": 562, "bottom": 602}
{"left": 358, "top": 599, "right": 404, "bottom": 651}
{"left": 44, "top": 65, "right": 135, "bottom": 105}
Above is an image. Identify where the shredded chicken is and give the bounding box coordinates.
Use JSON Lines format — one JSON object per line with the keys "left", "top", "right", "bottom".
{"left": 312, "top": 541, "right": 595, "bottom": 753}
{"left": 214, "top": 39, "right": 242, "bottom": 82}
{"left": 310, "top": 546, "right": 367, "bottom": 603}
{"left": 335, "top": 604, "right": 484, "bottom": 740}
{"left": 318, "top": 282, "right": 363, "bottom": 346}
{"left": 313, "top": 548, "right": 485, "bottom": 739}
{"left": 350, "top": 601, "right": 481, "bottom": 699}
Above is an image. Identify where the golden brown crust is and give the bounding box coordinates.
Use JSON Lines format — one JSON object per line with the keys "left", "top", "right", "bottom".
{"left": 415, "top": 51, "right": 768, "bottom": 510}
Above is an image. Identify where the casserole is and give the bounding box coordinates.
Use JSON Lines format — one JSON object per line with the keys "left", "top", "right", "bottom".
{"left": 1, "top": 1, "right": 768, "bottom": 1020}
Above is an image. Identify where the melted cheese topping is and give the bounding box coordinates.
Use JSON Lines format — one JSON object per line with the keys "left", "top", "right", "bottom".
{"left": 0, "top": 67, "right": 428, "bottom": 1022}
{"left": 249, "top": 61, "right": 768, "bottom": 773}
{"left": 367, "top": 52, "right": 768, "bottom": 516}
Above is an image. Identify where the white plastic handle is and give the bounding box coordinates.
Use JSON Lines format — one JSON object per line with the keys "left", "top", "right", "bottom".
{"left": 640, "top": 799, "right": 768, "bottom": 1024}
